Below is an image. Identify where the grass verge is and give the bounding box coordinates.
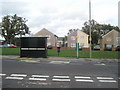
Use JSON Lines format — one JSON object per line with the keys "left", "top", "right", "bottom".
{"left": 1, "top": 48, "right": 120, "bottom": 59}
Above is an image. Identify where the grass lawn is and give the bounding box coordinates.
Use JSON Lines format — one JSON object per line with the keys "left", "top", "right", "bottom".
{"left": 0, "top": 48, "right": 120, "bottom": 59}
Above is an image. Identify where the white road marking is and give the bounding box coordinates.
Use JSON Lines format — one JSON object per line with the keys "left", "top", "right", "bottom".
{"left": 95, "top": 63, "right": 106, "bottom": 66}
{"left": 0, "top": 74, "right": 6, "bottom": 76}
{"left": 10, "top": 74, "right": 27, "bottom": 77}
{"left": 75, "top": 76, "right": 91, "bottom": 79}
{"left": 53, "top": 76, "right": 69, "bottom": 78}
{"left": 29, "top": 78, "right": 46, "bottom": 81}
{"left": 32, "top": 75, "right": 49, "bottom": 78}
{"left": 99, "top": 80, "right": 117, "bottom": 83}
{"left": 5, "top": 77, "right": 23, "bottom": 80}
{"left": 76, "top": 79, "right": 94, "bottom": 82}
{"left": 50, "top": 61, "right": 70, "bottom": 64}
{"left": 97, "top": 77, "right": 114, "bottom": 79}
{"left": 52, "top": 79, "right": 70, "bottom": 81}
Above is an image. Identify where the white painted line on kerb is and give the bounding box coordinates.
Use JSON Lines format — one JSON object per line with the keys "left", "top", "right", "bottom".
{"left": 32, "top": 75, "right": 49, "bottom": 78}
{"left": 75, "top": 76, "right": 91, "bottom": 79}
{"left": 52, "top": 79, "right": 70, "bottom": 82}
{"left": 6, "top": 77, "right": 23, "bottom": 80}
{"left": 99, "top": 80, "right": 117, "bottom": 83}
{"left": 97, "top": 77, "right": 114, "bottom": 79}
{"left": 29, "top": 78, "right": 46, "bottom": 81}
{"left": 76, "top": 79, "right": 94, "bottom": 82}
{"left": 53, "top": 76, "right": 69, "bottom": 78}
{"left": 0, "top": 74, "right": 6, "bottom": 76}
{"left": 10, "top": 74, "right": 27, "bottom": 77}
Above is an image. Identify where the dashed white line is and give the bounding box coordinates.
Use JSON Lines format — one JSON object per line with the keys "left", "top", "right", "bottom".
{"left": 0, "top": 74, "right": 6, "bottom": 76}
{"left": 95, "top": 63, "right": 106, "bottom": 66}
{"left": 99, "top": 80, "right": 117, "bottom": 83}
{"left": 32, "top": 75, "right": 49, "bottom": 78}
{"left": 10, "top": 74, "right": 27, "bottom": 77}
{"left": 75, "top": 76, "right": 91, "bottom": 79}
{"left": 5, "top": 77, "right": 24, "bottom": 80}
{"left": 53, "top": 76, "right": 69, "bottom": 78}
{"left": 50, "top": 61, "right": 70, "bottom": 64}
{"left": 52, "top": 79, "right": 70, "bottom": 82}
{"left": 97, "top": 77, "right": 114, "bottom": 79}
{"left": 29, "top": 78, "right": 46, "bottom": 81}
{"left": 76, "top": 79, "right": 94, "bottom": 82}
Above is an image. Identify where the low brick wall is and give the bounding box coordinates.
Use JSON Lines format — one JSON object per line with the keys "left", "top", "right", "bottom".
{"left": 51, "top": 47, "right": 89, "bottom": 50}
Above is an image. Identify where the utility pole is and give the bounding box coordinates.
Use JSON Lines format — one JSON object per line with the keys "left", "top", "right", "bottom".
{"left": 89, "top": 0, "right": 92, "bottom": 58}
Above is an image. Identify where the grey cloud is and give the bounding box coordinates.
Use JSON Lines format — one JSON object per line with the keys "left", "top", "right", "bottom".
{"left": 1, "top": 2, "right": 29, "bottom": 16}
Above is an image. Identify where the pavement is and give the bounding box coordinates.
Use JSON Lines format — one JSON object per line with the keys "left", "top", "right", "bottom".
{"left": 1, "top": 55, "right": 119, "bottom": 63}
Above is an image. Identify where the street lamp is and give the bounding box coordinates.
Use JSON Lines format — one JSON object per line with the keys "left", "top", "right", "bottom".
{"left": 89, "top": 0, "right": 92, "bottom": 58}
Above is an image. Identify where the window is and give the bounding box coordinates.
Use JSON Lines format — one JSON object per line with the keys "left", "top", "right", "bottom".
{"left": 46, "top": 35, "right": 51, "bottom": 39}
{"left": 106, "top": 45, "right": 112, "bottom": 48}
{"left": 116, "top": 37, "right": 120, "bottom": 41}
{"left": 71, "top": 43, "right": 76, "bottom": 47}
{"left": 47, "top": 42, "right": 51, "bottom": 46}
{"left": 80, "top": 36, "right": 84, "bottom": 40}
{"left": 80, "top": 43, "right": 84, "bottom": 47}
{"left": 106, "top": 37, "right": 112, "bottom": 41}
{"left": 71, "top": 36, "right": 76, "bottom": 40}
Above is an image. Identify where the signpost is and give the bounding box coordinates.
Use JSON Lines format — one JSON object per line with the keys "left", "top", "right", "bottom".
{"left": 76, "top": 36, "right": 79, "bottom": 58}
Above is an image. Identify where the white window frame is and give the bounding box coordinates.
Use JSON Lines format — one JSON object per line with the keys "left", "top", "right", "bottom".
{"left": 71, "top": 36, "right": 76, "bottom": 40}
{"left": 106, "top": 37, "right": 112, "bottom": 41}
{"left": 71, "top": 43, "right": 76, "bottom": 47}
{"left": 116, "top": 37, "right": 120, "bottom": 41}
{"left": 80, "top": 36, "right": 84, "bottom": 40}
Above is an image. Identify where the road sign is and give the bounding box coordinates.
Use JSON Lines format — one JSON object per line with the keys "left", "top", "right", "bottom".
{"left": 76, "top": 36, "right": 79, "bottom": 38}
{"left": 89, "top": 37, "right": 92, "bottom": 41}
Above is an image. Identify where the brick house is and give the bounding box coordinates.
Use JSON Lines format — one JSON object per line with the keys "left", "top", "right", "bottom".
{"left": 67, "top": 29, "right": 89, "bottom": 49}
{"left": 99, "top": 29, "right": 120, "bottom": 50}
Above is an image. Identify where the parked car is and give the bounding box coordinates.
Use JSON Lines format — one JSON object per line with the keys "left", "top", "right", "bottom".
{"left": 2, "top": 44, "right": 10, "bottom": 48}
{"left": 9, "top": 44, "right": 17, "bottom": 48}
{"left": 47, "top": 45, "right": 52, "bottom": 49}
{"left": 2, "top": 44, "right": 17, "bottom": 48}
{"left": 93, "top": 45, "right": 100, "bottom": 50}
{"left": 115, "top": 45, "right": 120, "bottom": 51}
{"left": 0, "top": 45, "right": 3, "bottom": 48}
{"left": 104, "top": 45, "right": 112, "bottom": 51}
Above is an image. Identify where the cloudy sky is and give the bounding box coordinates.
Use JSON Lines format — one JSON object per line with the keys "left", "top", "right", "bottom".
{"left": 0, "top": 0, "right": 119, "bottom": 38}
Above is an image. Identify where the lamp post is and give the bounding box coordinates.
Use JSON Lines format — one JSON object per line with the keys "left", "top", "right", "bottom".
{"left": 89, "top": 0, "right": 92, "bottom": 58}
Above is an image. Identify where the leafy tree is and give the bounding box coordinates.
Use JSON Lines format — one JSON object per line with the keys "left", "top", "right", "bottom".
{"left": 0, "top": 14, "right": 29, "bottom": 44}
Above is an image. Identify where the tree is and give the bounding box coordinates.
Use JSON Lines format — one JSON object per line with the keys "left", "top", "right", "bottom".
{"left": 0, "top": 14, "right": 29, "bottom": 44}
{"left": 82, "top": 19, "right": 120, "bottom": 45}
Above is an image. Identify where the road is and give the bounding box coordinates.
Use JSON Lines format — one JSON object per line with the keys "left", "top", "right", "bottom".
{"left": 0, "top": 57, "right": 119, "bottom": 88}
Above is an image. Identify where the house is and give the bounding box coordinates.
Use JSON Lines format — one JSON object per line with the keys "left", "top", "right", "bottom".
{"left": 33, "top": 28, "right": 58, "bottom": 47}
{"left": 57, "top": 37, "right": 67, "bottom": 47}
{"left": 99, "top": 29, "right": 120, "bottom": 50}
{"left": 67, "top": 29, "right": 89, "bottom": 49}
